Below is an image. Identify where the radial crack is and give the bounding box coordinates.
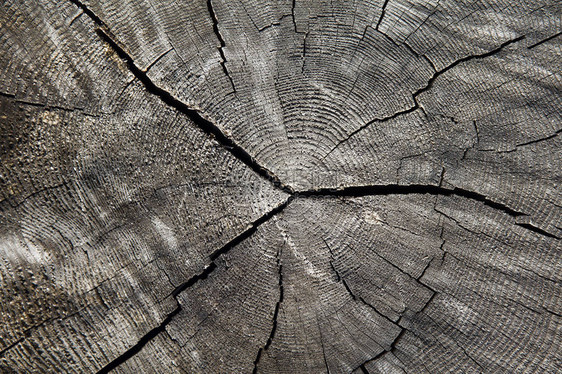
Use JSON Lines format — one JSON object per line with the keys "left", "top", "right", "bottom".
{"left": 514, "top": 128, "right": 561, "bottom": 148}
{"left": 145, "top": 48, "right": 174, "bottom": 73}
{"left": 324, "top": 240, "right": 399, "bottom": 324}
{"left": 0, "top": 91, "right": 101, "bottom": 116}
{"left": 170, "top": 196, "right": 293, "bottom": 299}
{"left": 0, "top": 338, "right": 25, "bottom": 358}
{"left": 515, "top": 223, "right": 559, "bottom": 239}
{"left": 353, "top": 329, "right": 407, "bottom": 372}
{"left": 301, "top": 183, "right": 559, "bottom": 238}
{"left": 291, "top": 0, "right": 298, "bottom": 32}
{"left": 300, "top": 184, "right": 522, "bottom": 216}
{"left": 252, "top": 244, "right": 284, "bottom": 373}
{"left": 416, "top": 36, "right": 525, "bottom": 98}
{"left": 375, "top": 0, "right": 390, "bottom": 30}
{"left": 326, "top": 35, "right": 525, "bottom": 156}
{"left": 97, "top": 306, "right": 181, "bottom": 373}
{"left": 377, "top": 29, "right": 437, "bottom": 72}
{"left": 206, "top": 0, "right": 236, "bottom": 92}
{"left": 66, "top": 0, "right": 292, "bottom": 194}
{"left": 100, "top": 25, "right": 292, "bottom": 192}
{"left": 68, "top": 0, "right": 106, "bottom": 26}
{"left": 93, "top": 196, "right": 292, "bottom": 373}
{"left": 527, "top": 31, "right": 562, "bottom": 49}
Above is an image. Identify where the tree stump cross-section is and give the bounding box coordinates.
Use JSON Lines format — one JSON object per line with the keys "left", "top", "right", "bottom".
{"left": 0, "top": 0, "right": 560, "bottom": 373}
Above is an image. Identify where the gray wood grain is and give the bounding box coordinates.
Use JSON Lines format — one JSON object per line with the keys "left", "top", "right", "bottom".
{"left": 1, "top": 0, "right": 560, "bottom": 373}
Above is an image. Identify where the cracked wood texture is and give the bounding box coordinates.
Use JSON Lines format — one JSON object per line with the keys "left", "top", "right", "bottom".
{"left": 0, "top": 0, "right": 560, "bottom": 373}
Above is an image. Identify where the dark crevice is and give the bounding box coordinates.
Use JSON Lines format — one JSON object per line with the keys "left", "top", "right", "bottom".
{"left": 417, "top": 256, "right": 435, "bottom": 282}
{"left": 319, "top": 327, "right": 331, "bottom": 374}
{"left": 0, "top": 338, "right": 25, "bottom": 358}
{"left": 516, "top": 223, "right": 559, "bottom": 239}
{"left": 325, "top": 242, "right": 398, "bottom": 324}
{"left": 461, "top": 120, "right": 480, "bottom": 160}
{"left": 412, "top": 290, "right": 437, "bottom": 321}
{"left": 4, "top": 182, "right": 69, "bottom": 208}
{"left": 357, "top": 296, "right": 439, "bottom": 372}
{"left": 302, "top": 183, "right": 558, "bottom": 238}
{"left": 291, "top": 0, "right": 298, "bottom": 32}
{"left": 414, "top": 36, "right": 525, "bottom": 98}
{"left": 299, "top": 184, "right": 523, "bottom": 217}
{"left": 258, "top": 15, "right": 291, "bottom": 32}
{"left": 171, "top": 196, "right": 293, "bottom": 299}
{"left": 353, "top": 329, "right": 407, "bottom": 373}
{"left": 375, "top": 0, "right": 390, "bottom": 30}
{"left": 527, "top": 31, "right": 562, "bottom": 49}
{"left": 97, "top": 306, "right": 181, "bottom": 374}
{"left": 0, "top": 91, "right": 99, "bottom": 116}
{"left": 380, "top": 26, "right": 437, "bottom": 77}
{"left": 420, "top": 311, "right": 487, "bottom": 372}
{"left": 145, "top": 48, "right": 174, "bottom": 73}
{"left": 67, "top": 0, "right": 292, "bottom": 194}
{"left": 323, "top": 105, "right": 418, "bottom": 159}
{"left": 68, "top": 10, "right": 84, "bottom": 26}
{"left": 266, "top": 259, "right": 284, "bottom": 349}
{"left": 327, "top": 238, "right": 413, "bottom": 373}
{"left": 514, "top": 128, "right": 561, "bottom": 148}
{"left": 93, "top": 26, "right": 291, "bottom": 193}
{"left": 301, "top": 30, "right": 309, "bottom": 74}
{"left": 0, "top": 91, "right": 15, "bottom": 98}
{"left": 206, "top": 0, "right": 236, "bottom": 92}
{"left": 326, "top": 35, "right": 525, "bottom": 155}
{"left": 68, "top": 0, "right": 106, "bottom": 26}
{"left": 95, "top": 197, "right": 292, "bottom": 373}
{"left": 252, "top": 245, "right": 284, "bottom": 374}
{"left": 437, "top": 202, "right": 559, "bottom": 241}
{"left": 376, "top": 28, "right": 436, "bottom": 72}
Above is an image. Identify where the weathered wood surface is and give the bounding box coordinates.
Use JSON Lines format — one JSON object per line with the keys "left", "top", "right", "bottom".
{"left": 0, "top": 0, "right": 560, "bottom": 373}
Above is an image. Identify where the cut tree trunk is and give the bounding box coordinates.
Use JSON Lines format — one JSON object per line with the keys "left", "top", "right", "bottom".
{"left": 0, "top": 0, "right": 560, "bottom": 373}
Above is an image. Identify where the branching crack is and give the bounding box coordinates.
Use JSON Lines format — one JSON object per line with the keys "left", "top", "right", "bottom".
{"left": 352, "top": 329, "right": 407, "bottom": 373}
{"left": 325, "top": 35, "right": 525, "bottom": 156}
{"left": 352, "top": 293, "right": 440, "bottom": 374}
{"left": 252, "top": 243, "right": 285, "bottom": 373}
{"left": 377, "top": 27, "right": 437, "bottom": 72}
{"left": 95, "top": 197, "right": 292, "bottom": 373}
{"left": 68, "top": 0, "right": 106, "bottom": 26}
{"left": 52, "top": 4, "right": 557, "bottom": 372}
{"left": 324, "top": 240, "right": 420, "bottom": 373}
{"left": 66, "top": 0, "right": 292, "bottom": 194}
{"left": 206, "top": 0, "right": 236, "bottom": 92}
{"left": 301, "top": 183, "right": 559, "bottom": 239}
{"left": 418, "top": 36, "right": 525, "bottom": 97}
{"left": 324, "top": 240, "right": 398, "bottom": 324}
{"left": 97, "top": 28, "right": 292, "bottom": 192}
{"left": 170, "top": 196, "right": 292, "bottom": 300}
